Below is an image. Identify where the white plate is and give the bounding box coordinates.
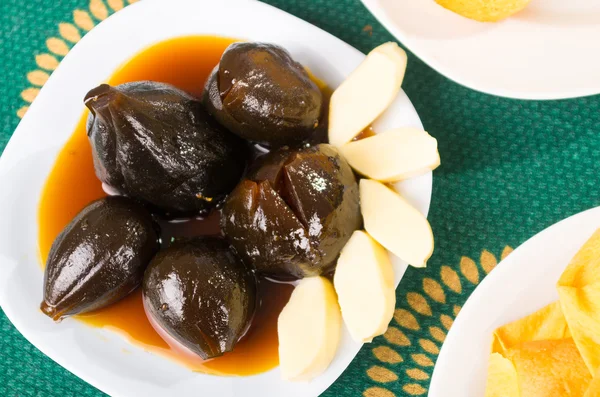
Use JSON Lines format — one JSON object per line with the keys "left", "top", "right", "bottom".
{"left": 360, "top": 0, "right": 600, "bottom": 100}
{"left": 0, "top": 0, "right": 432, "bottom": 396}
{"left": 429, "top": 206, "right": 600, "bottom": 396}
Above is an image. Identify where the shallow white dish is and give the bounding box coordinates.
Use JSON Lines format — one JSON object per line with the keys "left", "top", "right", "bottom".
{"left": 0, "top": 0, "right": 432, "bottom": 396}
{"left": 361, "top": 0, "right": 600, "bottom": 100}
{"left": 429, "top": 206, "right": 600, "bottom": 396}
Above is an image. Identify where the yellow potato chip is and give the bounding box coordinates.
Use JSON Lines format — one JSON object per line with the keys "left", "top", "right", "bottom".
{"left": 558, "top": 285, "right": 600, "bottom": 375}
{"left": 558, "top": 229, "right": 600, "bottom": 375}
{"left": 435, "top": 0, "right": 532, "bottom": 22}
{"left": 585, "top": 373, "right": 600, "bottom": 397}
{"left": 559, "top": 229, "right": 600, "bottom": 288}
{"left": 492, "top": 300, "right": 570, "bottom": 355}
{"left": 484, "top": 353, "right": 519, "bottom": 397}
{"left": 506, "top": 338, "right": 591, "bottom": 397}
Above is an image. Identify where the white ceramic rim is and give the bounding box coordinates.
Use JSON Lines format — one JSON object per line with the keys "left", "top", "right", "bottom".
{"left": 360, "top": 0, "right": 600, "bottom": 100}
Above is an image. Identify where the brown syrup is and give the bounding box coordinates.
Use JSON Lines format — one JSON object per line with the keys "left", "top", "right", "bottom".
{"left": 353, "top": 126, "right": 376, "bottom": 141}
{"left": 37, "top": 36, "right": 297, "bottom": 376}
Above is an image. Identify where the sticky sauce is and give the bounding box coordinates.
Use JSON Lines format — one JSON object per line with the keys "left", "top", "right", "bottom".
{"left": 353, "top": 126, "right": 376, "bottom": 141}
{"left": 77, "top": 280, "right": 292, "bottom": 376}
{"left": 38, "top": 36, "right": 296, "bottom": 376}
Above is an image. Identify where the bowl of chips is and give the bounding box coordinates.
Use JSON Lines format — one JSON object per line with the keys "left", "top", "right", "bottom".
{"left": 429, "top": 206, "right": 600, "bottom": 396}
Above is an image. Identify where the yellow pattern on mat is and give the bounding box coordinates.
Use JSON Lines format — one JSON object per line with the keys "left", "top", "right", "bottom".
{"left": 367, "top": 247, "right": 512, "bottom": 396}
{"left": 17, "top": 0, "right": 139, "bottom": 118}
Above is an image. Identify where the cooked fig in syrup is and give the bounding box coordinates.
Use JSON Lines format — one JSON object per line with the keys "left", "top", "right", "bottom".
{"left": 85, "top": 81, "right": 248, "bottom": 217}
{"left": 203, "top": 42, "right": 323, "bottom": 147}
{"left": 143, "top": 237, "right": 256, "bottom": 360}
{"left": 222, "top": 144, "right": 361, "bottom": 279}
{"left": 41, "top": 197, "right": 160, "bottom": 321}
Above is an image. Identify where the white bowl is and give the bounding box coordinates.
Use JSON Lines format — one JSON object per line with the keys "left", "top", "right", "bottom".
{"left": 0, "top": 0, "right": 431, "bottom": 396}
{"left": 361, "top": 0, "right": 600, "bottom": 100}
{"left": 429, "top": 207, "right": 600, "bottom": 396}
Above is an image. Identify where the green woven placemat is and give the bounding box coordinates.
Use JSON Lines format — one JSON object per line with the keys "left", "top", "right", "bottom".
{"left": 2, "top": 0, "right": 600, "bottom": 396}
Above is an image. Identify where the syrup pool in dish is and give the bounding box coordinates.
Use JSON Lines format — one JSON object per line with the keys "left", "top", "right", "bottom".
{"left": 38, "top": 36, "right": 296, "bottom": 376}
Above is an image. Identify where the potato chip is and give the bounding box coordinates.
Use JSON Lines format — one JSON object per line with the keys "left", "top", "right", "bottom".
{"left": 507, "top": 338, "right": 591, "bottom": 397}
{"left": 484, "top": 353, "right": 519, "bottom": 397}
{"left": 558, "top": 229, "right": 600, "bottom": 375}
{"left": 435, "top": 0, "right": 532, "bottom": 22}
{"left": 558, "top": 285, "right": 600, "bottom": 375}
{"left": 492, "top": 300, "right": 570, "bottom": 355}
{"left": 585, "top": 373, "right": 600, "bottom": 397}
{"left": 559, "top": 229, "right": 600, "bottom": 288}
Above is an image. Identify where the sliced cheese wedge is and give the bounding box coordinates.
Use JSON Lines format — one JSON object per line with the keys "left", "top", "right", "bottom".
{"left": 328, "top": 42, "right": 407, "bottom": 147}
{"left": 278, "top": 277, "right": 342, "bottom": 381}
{"left": 360, "top": 179, "right": 433, "bottom": 268}
{"left": 334, "top": 230, "right": 395, "bottom": 342}
{"left": 341, "top": 128, "right": 440, "bottom": 182}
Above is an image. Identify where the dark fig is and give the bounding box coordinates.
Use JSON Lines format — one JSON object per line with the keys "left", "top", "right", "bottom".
{"left": 85, "top": 81, "right": 248, "bottom": 217}
{"left": 203, "top": 42, "right": 323, "bottom": 147}
{"left": 41, "top": 196, "right": 160, "bottom": 321}
{"left": 143, "top": 237, "right": 256, "bottom": 360}
{"left": 222, "top": 144, "right": 361, "bottom": 279}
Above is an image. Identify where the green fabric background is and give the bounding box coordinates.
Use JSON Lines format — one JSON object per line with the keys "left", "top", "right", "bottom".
{"left": 2, "top": 0, "right": 600, "bottom": 396}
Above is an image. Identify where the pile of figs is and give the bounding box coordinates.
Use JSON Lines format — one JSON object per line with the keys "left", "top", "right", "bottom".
{"left": 41, "top": 42, "right": 361, "bottom": 360}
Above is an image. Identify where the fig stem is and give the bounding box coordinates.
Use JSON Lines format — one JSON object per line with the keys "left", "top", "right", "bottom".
{"left": 84, "top": 84, "right": 119, "bottom": 114}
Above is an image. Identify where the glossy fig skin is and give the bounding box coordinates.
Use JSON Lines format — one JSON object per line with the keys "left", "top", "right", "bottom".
{"left": 143, "top": 237, "right": 256, "bottom": 360}
{"left": 203, "top": 42, "right": 323, "bottom": 147}
{"left": 85, "top": 81, "right": 249, "bottom": 217}
{"left": 41, "top": 196, "right": 160, "bottom": 321}
{"left": 222, "top": 144, "right": 361, "bottom": 280}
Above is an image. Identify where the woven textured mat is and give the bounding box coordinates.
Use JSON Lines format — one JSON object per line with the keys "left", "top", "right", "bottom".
{"left": 2, "top": 0, "right": 600, "bottom": 396}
